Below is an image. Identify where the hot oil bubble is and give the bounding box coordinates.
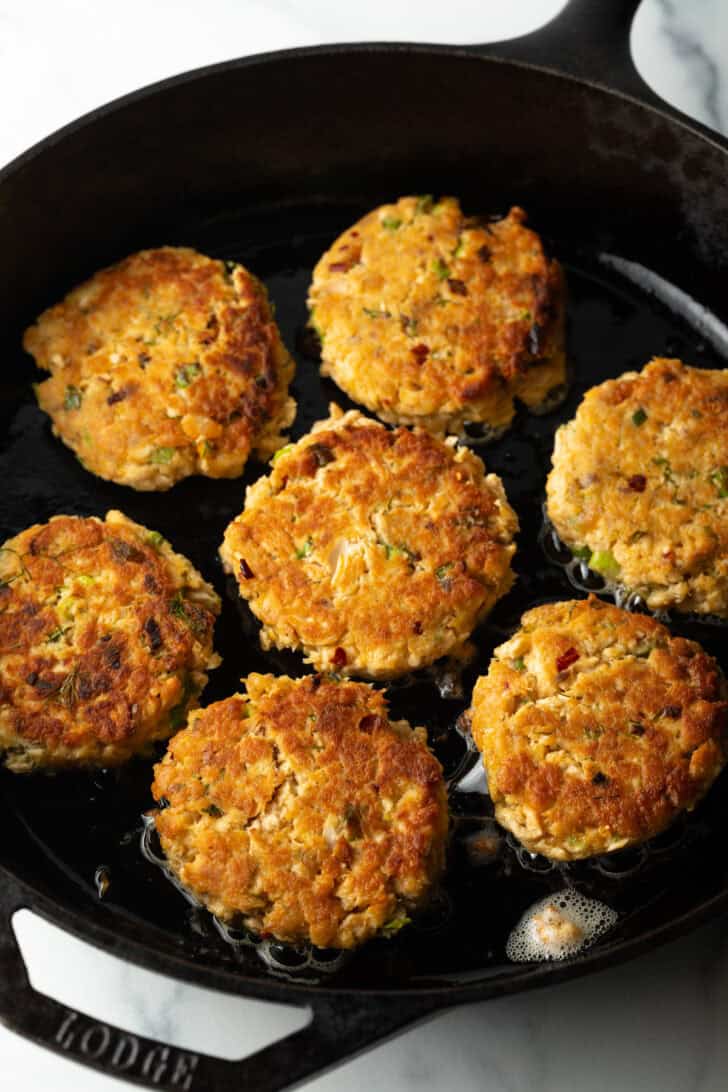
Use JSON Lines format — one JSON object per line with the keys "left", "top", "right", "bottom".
{"left": 94, "top": 865, "right": 111, "bottom": 899}
{"left": 506, "top": 888, "right": 618, "bottom": 963}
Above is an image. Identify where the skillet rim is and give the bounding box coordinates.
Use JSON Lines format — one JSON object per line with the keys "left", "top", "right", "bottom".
{"left": 1, "top": 39, "right": 728, "bottom": 1008}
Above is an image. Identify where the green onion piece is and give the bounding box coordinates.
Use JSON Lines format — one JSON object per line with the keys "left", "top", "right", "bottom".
{"left": 632, "top": 407, "right": 648, "bottom": 426}
{"left": 512, "top": 657, "right": 526, "bottom": 673}
{"left": 708, "top": 466, "right": 728, "bottom": 498}
{"left": 590, "top": 549, "right": 621, "bottom": 579}
{"left": 64, "top": 386, "right": 82, "bottom": 410}
{"left": 385, "top": 544, "right": 411, "bottom": 561}
{"left": 174, "top": 362, "right": 201, "bottom": 388}
{"left": 435, "top": 562, "right": 454, "bottom": 581}
{"left": 380, "top": 913, "right": 411, "bottom": 938}
{"left": 452, "top": 238, "right": 465, "bottom": 258}
{"left": 572, "top": 545, "right": 592, "bottom": 561}
{"left": 146, "top": 530, "right": 166, "bottom": 550}
{"left": 652, "top": 456, "right": 674, "bottom": 483}
{"left": 381, "top": 216, "right": 402, "bottom": 231}
{"left": 149, "top": 447, "right": 175, "bottom": 464}
{"left": 295, "top": 538, "right": 313, "bottom": 559}
{"left": 272, "top": 443, "right": 295, "bottom": 464}
{"left": 432, "top": 258, "right": 450, "bottom": 280}
{"left": 362, "top": 307, "right": 391, "bottom": 319}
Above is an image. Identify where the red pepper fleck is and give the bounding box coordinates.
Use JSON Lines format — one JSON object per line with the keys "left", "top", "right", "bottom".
{"left": 556, "top": 647, "right": 580, "bottom": 673}
{"left": 240, "top": 559, "right": 255, "bottom": 580}
{"left": 328, "top": 261, "right": 354, "bottom": 273}
{"left": 358, "top": 714, "right": 380, "bottom": 733}
{"left": 332, "top": 646, "right": 347, "bottom": 668}
{"left": 412, "top": 620, "right": 423, "bottom": 635}
{"left": 447, "top": 278, "right": 468, "bottom": 296}
{"left": 660, "top": 705, "right": 682, "bottom": 719}
{"left": 627, "top": 474, "right": 647, "bottom": 492}
{"left": 477, "top": 245, "right": 491, "bottom": 262}
{"left": 411, "top": 343, "right": 429, "bottom": 364}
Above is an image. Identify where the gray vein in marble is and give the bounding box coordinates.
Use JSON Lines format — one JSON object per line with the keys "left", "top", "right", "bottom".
{"left": 656, "top": 0, "right": 725, "bottom": 130}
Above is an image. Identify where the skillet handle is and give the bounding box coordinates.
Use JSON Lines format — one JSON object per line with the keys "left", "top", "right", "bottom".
{"left": 472, "top": 0, "right": 670, "bottom": 114}
{"left": 0, "top": 874, "right": 440, "bottom": 1092}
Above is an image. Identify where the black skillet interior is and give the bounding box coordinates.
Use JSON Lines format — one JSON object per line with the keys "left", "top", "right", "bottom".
{"left": 2, "top": 192, "right": 728, "bottom": 990}
{"left": 1, "top": 1, "right": 728, "bottom": 1088}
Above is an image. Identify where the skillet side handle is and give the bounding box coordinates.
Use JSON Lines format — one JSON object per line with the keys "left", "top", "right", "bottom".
{"left": 0, "top": 875, "right": 441, "bottom": 1092}
{"left": 472, "top": 0, "right": 665, "bottom": 112}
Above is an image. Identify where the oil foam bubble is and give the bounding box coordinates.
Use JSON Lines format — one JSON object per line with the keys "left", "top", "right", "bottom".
{"left": 506, "top": 888, "right": 618, "bottom": 962}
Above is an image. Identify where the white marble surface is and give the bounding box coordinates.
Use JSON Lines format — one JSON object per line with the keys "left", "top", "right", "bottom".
{"left": 2, "top": 1, "right": 728, "bottom": 1090}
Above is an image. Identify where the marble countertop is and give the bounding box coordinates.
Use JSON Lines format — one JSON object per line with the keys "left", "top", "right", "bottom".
{"left": 2, "top": 2, "right": 727, "bottom": 1090}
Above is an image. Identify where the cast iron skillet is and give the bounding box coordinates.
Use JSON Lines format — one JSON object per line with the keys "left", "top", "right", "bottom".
{"left": 1, "top": 1, "right": 728, "bottom": 1088}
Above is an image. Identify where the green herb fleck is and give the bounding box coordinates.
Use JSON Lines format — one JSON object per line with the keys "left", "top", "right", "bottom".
{"left": 435, "top": 562, "right": 454, "bottom": 582}
{"left": 146, "top": 531, "right": 166, "bottom": 551}
{"left": 572, "top": 545, "right": 592, "bottom": 562}
{"left": 590, "top": 549, "right": 620, "bottom": 580}
{"left": 64, "top": 386, "right": 82, "bottom": 411}
{"left": 57, "top": 667, "right": 80, "bottom": 709}
{"left": 452, "top": 237, "right": 465, "bottom": 259}
{"left": 512, "top": 657, "right": 526, "bottom": 673}
{"left": 295, "top": 538, "right": 313, "bottom": 559}
{"left": 432, "top": 258, "right": 450, "bottom": 281}
{"left": 149, "top": 447, "right": 175, "bottom": 465}
{"left": 415, "top": 194, "right": 434, "bottom": 214}
{"left": 362, "top": 307, "right": 391, "bottom": 319}
{"left": 631, "top": 407, "right": 648, "bottom": 427}
{"left": 381, "top": 216, "right": 402, "bottom": 231}
{"left": 708, "top": 466, "right": 728, "bottom": 498}
{"left": 170, "top": 593, "right": 188, "bottom": 620}
{"left": 652, "top": 456, "right": 674, "bottom": 484}
{"left": 385, "top": 543, "right": 412, "bottom": 561}
{"left": 272, "top": 443, "right": 294, "bottom": 464}
{"left": 46, "top": 625, "right": 71, "bottom": 643}
{"left": 204, "top": 804, "right": 224, "bottom": 818}
{"left": 380, "top": 913, "right": 411, "bottom": 938}
{"left": 174, "top": 362, "right": 201, "bottom": 388}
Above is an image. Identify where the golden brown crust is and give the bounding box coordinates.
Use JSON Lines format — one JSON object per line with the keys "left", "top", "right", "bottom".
{"left": 546, "top": 358, "right": 728, "bottom": 616}
{"left": 470, "top": 597, "right": 728, "bottom": 860}
{"left": 152, "top": 673, "right": 448, "bottom": 948}
{"left": 308, "top": 198, "right": 566, "bottom": 435}
{"left": 0, "top": 512, "right": 220, "bottom": 771}
{"left": 25, "top": 247, "right": 296, "bottom": 490}
{"left": 219, "top": 407, "right": 518, "bottom": 680}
